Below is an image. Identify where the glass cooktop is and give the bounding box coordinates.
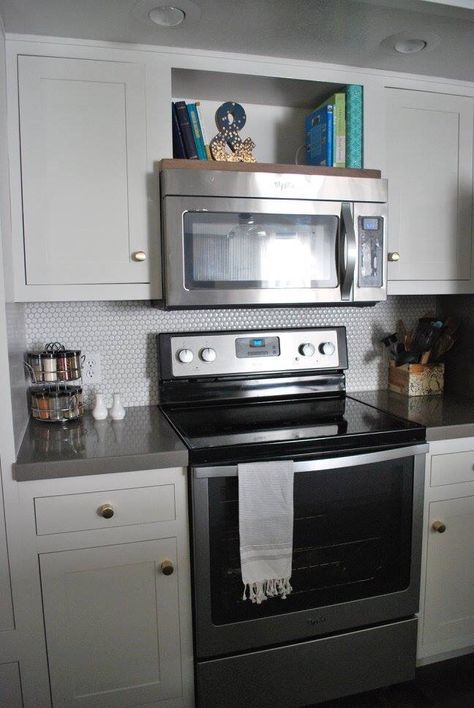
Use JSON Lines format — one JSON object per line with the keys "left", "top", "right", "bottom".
{"left": 160, "top": 395, "right": 426, "bottom": 465}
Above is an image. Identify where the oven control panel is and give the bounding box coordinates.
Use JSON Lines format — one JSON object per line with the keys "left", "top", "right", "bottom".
{"left": 235, "top": 336, "right": 280, "bottom": 358}
{"left": 162, "top": 328, "right": 347, "bottom": 378}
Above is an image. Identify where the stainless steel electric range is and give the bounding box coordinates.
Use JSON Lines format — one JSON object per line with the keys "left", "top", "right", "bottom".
{"left": 157, "top": 327, "right": 427, "bottom": 708}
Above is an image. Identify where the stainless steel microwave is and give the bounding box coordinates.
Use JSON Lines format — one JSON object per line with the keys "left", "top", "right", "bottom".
{"left": 160, "top": 163, "right": 388, "bottom": 308}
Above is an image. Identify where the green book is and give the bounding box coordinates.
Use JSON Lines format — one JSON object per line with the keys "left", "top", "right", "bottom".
{"left": 320, "top": 93, "right": 346, "bottom": 167}
{"left": 343, "top": 85, "right": 363, "bottom": 169}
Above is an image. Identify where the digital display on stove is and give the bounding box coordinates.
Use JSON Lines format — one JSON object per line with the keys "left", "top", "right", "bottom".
{"left": 235, "top": 336, "right": 280, "bottom": 358}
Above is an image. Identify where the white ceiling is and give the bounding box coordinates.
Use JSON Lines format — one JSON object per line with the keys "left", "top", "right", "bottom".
{"left": 1, "top": 0, "right": 474, "bottom": 82}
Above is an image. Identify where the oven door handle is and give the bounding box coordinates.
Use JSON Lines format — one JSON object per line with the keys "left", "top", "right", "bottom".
{"left": 192, "top": 444, "right": 429, "bottom": 478}
{"left": 340, "top": 202, "right": 357, "bottom": 302}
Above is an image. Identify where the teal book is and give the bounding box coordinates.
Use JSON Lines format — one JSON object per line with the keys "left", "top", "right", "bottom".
{"left": 344, "top": 85, "right": 363, "bottom": 168}
{"left": 187, "top": 102, "right": 207, "bottom": 160}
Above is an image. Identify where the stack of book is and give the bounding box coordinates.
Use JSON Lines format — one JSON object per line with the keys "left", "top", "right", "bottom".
{"left": 172, "top": 100, "right": 210, "bottom": 160}
{"left": 305, "top": 85, "right": 363, "bottom": 169}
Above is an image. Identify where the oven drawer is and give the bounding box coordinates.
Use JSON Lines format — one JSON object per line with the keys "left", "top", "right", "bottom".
{"left": 430, "top": 449, "right": 474, "bottom": 487}
{"left": 34, "top": 485, "right": 176, "bottom": 535}
{"left": 196, "top": 618, "right": 417, "bottom": 708}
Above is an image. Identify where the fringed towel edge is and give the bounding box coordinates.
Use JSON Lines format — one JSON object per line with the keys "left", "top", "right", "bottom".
{"left": 242, "top": 577, "right": 292, "bottom": 604}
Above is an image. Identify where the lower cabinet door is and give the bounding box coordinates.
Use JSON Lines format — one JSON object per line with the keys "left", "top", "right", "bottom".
{"left": 40, "top": 538, "right": 182, "bottom": 707}
{"left": 422, "top": 495, "right": 474, "bottom": 651}
{"left": 0, "top": 662, "right": 23, "bottom": 708}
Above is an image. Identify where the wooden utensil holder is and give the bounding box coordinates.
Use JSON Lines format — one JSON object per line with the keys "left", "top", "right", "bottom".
{"left": 388, "top": 360, "right": 444, "bottom": 396}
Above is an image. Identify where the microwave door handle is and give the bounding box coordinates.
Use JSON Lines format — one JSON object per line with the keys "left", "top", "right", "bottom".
{"left": 340, "top": 202, "right": 356, "bottom": 301}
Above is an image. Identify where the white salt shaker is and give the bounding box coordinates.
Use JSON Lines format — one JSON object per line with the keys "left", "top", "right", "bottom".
{"left": 110, "top": 393, "right": 126, "bottom": 420}
{"left": 92, "top": 393, "right": 108, "bottom": 420}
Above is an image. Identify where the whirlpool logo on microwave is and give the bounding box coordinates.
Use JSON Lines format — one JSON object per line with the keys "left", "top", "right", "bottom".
{"left": 274, "top": 180, "right": 295, "bottom": 192}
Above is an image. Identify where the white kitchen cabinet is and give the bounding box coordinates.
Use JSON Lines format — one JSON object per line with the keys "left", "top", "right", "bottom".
{"left": 18, "top": 55, "right": 148, "bottom": 286}
{"left": 385, "top": 86, "right": 474, "bottom": 295}
{"left": 0, "top": 662, "right": 23, "bottom": 707}
{"left": 17, "top": 466, "right": 194, "bottom": 708}
{"left": 9, "top": 51, "right": 165, "bottom": 301}
{"left": 41, "top": 538, "right": 181, "bottom": 707}
{"left": 418, "top": 439, "right": 474, "bottom": 663}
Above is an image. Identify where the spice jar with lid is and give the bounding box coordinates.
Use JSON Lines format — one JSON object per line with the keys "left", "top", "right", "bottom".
{"left": 41, "top": 352, "right": 57, "bottom": 382}
{"left": 65, "top": 350, "right": 82, "bottom": 380}
{"left": 27, "top": 352, "right": 44, "bottom": 383}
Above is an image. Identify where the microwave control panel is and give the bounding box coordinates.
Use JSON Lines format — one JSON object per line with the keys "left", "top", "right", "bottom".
{"left": 358, "top": 216, "right": 384, "bottom": 288}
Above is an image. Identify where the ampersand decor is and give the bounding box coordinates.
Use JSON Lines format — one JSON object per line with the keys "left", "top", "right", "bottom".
{"left": 209, "top": 101, "right": 256, "bottom": 163}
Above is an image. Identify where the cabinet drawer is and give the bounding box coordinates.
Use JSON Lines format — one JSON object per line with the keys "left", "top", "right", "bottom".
{"left": 35, "top": 485, "right": 175, "bottom": 535}
{"left": 431, "top": 450, "right": 474, "bottom": 487}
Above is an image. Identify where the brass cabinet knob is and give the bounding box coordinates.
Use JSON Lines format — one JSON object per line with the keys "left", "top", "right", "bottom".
{"left": 98, "top": 504, "right": 114, "bottom": 519}
{"left": 132, "top": 251, "right": 147, "bottom": 262}
{"left": 160, "top": 559, "right": 174, "bottom": 576}
{"left": 388, "top": 252, "right": 400, "bottom": 262}
{"left": 432, "top": 520, "right": 446, "bottom": 533}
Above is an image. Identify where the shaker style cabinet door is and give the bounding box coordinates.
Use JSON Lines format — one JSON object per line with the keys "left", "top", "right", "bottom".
{"left": 0, "top": 663, "right": 23, "bottom": 708}
{"left": 422, "top": 495, "right": 474, "bottom": 652}
{"left": 40, "top": 539, "right": 183, "bottom": 707}
{"left": 18, "top": 55, "right": 150, "bottom": 285}
{"left": 385, "top": 87, "right": 474, "bottom": 293}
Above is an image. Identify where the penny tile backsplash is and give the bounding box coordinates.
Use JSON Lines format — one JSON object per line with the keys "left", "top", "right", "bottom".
{"left": 24, "top": 297, "right": 436, "bottom": 408}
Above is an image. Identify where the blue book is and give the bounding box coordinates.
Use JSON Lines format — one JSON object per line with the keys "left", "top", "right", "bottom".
{"left": 174, "top": 100, "right": 198, "bottom": 159}
{"left": 187, "top": 102, "right": 207, "bottom": 160}
{"left": 171, "top": 102, "right": 186, "bottom": 159}
{"left": 344, "top": 85, "right": 363, "bottom": 168}
{"left": 305, "top": 104, "right": 333, "bottom": 166}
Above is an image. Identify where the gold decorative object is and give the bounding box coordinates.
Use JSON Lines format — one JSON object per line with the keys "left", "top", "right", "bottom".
{"left": 210, "top": 101, "right": 256, "bottom": 162}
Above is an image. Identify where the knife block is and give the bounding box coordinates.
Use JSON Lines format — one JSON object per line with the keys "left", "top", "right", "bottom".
{"left": 388, "top": 361, "right": 444, "bottom": 396}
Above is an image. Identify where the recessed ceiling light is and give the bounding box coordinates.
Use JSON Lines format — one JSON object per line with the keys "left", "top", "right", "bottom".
{"left": 132, "top": 0, "right": 200, "bottom": 28}
{"left": 380, "top": 32, "right": 440, "bottom": 56}
{"left": 394, "top": 38, "right": 427, "bottom": 54}
{"left": 148, "top": 6, "right": 185, "bottom": 27}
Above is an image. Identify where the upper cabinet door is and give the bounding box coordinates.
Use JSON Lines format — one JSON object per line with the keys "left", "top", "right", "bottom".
{"left": 385, "top": 87, "right": 474, "bottom": 294}
{"left": 18, "top": 55, "right": 150, "bottom": 286}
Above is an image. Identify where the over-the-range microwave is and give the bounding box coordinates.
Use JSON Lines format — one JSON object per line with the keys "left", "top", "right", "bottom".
{"left": 159, "top": 160, "right": 388, "bottom": 309}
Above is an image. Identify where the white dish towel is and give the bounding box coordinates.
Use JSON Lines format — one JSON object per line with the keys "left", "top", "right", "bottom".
{"left": 238, "top": 460, "right": 294, "bottom": 604}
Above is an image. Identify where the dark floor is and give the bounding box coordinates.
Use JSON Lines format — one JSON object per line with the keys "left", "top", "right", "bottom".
{"left": 316, "top": 652, "right": 474, "bottom": 707}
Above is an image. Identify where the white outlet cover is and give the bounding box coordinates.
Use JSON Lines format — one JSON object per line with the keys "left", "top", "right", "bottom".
{"left": 83, "top": 352, "right": 101, "bottom": 383}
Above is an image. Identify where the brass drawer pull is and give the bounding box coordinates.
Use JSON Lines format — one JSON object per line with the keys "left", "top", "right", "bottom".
{"left": 98, "top": 504, "right": 114, "bottom": 519}
{"left": 432, "top": 520, "right": 446, "bottom": 533}
{"left": 160, "top": 559, "right": 174, "bottom": 576}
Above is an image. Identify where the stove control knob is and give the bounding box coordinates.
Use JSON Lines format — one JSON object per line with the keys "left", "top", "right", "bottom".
{"left": 200, "top": 347, "right": 216, "bottom": 363}
{"left": 319, "top": 342, "right": 336, "bottom": 356}
{"left": 177, "top": 348, "right": 193, "bottom": 364}
{"left": 299, "top": 343, "right": 315, "bottom": 357}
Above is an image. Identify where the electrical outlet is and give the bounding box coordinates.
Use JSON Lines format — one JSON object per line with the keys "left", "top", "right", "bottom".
{"left": 82, "top": 352, "right": 102, "bottom": 383}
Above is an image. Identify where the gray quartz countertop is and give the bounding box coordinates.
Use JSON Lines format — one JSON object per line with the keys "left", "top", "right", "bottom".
{"left": 14, "top": 406, "right": 188, "bottom": 481}
{"left": 349, "top": 390, "right": 474, "bottom": 442}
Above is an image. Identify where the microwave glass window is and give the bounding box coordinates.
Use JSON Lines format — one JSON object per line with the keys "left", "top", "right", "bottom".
{"left": 183, "top": 212, "right": 339, "bottom": 289}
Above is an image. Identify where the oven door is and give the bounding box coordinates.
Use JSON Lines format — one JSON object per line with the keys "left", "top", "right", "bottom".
{"left": 191, "top": 444, "right": 427, "bottom": 658}
{"left": 162, "top": 196, "right": 350, "bottom": 307}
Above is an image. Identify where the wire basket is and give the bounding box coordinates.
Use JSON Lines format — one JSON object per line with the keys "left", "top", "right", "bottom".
{"left": 25, "top": 343, "right": 84, "bottom": 423}
{"left": 29, "top": 385, "right": 84, "bottom": 423}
